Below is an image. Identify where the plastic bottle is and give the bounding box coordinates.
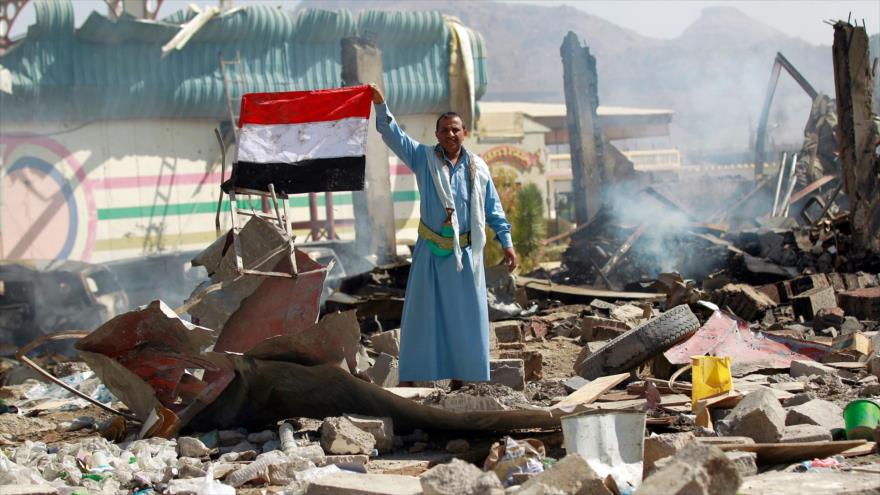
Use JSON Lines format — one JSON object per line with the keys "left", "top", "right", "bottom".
{"left": 197, "top": 464, "right": 235, "bottom": 495}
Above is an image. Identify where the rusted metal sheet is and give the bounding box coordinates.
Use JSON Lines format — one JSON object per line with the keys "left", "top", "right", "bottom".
{"left": 664, "top": 311, "right": 817, "bottom": 376}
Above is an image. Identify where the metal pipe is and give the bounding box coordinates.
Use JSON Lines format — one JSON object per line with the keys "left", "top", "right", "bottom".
{"left": 772, "top": 151, "right": 788, "bottom": 216}
{"left": 779, "top": 153, "right": 799, "bottom": 216}
{"left": 15, "top": 331, "right": 139, "bottom": 421}
{"left": 308, "top": 193, "right": 320, "bottom": 240}
{"left": 325, "top": 192, "right": 337, "bottom": 240}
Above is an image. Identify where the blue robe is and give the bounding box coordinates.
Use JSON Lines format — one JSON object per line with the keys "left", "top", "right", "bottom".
{"left": 375, "top": 103, "right": 513, "bottom": 381}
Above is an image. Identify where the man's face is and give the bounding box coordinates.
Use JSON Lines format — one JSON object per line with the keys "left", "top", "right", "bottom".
{"left": 435, "top": 116, "right": 466, "bottom": 157}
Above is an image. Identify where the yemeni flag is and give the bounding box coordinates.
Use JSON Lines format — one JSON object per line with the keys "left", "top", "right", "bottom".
{"left": 227, "top": 85, "right": 373, "bottom": 194}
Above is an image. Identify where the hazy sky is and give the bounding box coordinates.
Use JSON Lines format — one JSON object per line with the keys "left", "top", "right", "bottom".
{"left": 7, "top": 0, "right": 879, "bottom": 46}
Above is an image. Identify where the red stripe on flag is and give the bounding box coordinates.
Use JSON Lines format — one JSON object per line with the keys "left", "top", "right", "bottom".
{"left": 238, "top": 86, "right": 373, "bottom": 127}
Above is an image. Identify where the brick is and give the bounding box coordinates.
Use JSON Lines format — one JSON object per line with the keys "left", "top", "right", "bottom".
{"left": 792, "top": 286, "right": 837, "bottom": 321}
{"left": 499, "top": 350, "right": 543, "bottom": 381}
{"left": 580, "top": 315, "right": 629, "bottom": 341}
{"left": 635, "top": 443, "right": 741, "bottom": 495}
{"left": 838, "top": 287, "right": 880, "bottom": 320}
{"left": 371, "top": 329, "right": 400, "bottom": 357}
{"left": 712, "top": 284, "right": 777, "bottom": 321}
{"left": 493, "top": 321, "right": 523, "bottom": 343}
{"left": 489, "top": 359, "right": 525, "bottom": 390}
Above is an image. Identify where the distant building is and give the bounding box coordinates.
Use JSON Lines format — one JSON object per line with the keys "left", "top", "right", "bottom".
{"left": 0, "top": 1, "right": 486, "bottom": 261}
{"left": 471, "top": 101, "right": 677, "bottom": 222}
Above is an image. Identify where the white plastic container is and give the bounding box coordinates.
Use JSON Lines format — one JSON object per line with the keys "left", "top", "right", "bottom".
{"left": 560, "top": 410, "right": 646, "bottom": 492}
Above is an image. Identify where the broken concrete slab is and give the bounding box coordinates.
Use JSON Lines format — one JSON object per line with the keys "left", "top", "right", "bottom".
{"left": 304, "top": 472, "right": 423, "bottom": 495}
{"left": 563, "top": 376, "right": 590, "bottom": 394}
{"left": 420, "top": 458, "right": 504, "bottom": 495}
{"left": 643, "top": 432, "right": 696, "bottom": 475}
{"left": 489, "top": 359, "right": 525, "bottom": 391}
{"left": 785, "top": 399, "right": 845, "bottom": 431}
{"left": 319, "top": 417, "right": 376, "bottom": 455}
{"left": 518, "top": 453, "right": 612, "bottom": 495}
{"left": 739, "top": 471, "right": 880, "bottom": 495}
{"left": 371, "top": 329, "right": 400, "bottom": 357}
{"left": 790, "top": 360, "right": 836, "bottom": 378}
{"left": 723, "top": 389, "right": 785, "bottom": 443}
{"left": 635, "top": 443, "right": 741, "bottom": 495}
{"left": 780, "top": 424, "right": 833, "bottom": 443}
{"left": 782, "top": 392, "right": 817, "bottom": 407}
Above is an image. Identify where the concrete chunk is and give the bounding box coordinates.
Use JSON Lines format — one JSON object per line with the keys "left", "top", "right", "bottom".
{"left": 643, "top": 432, "right": 696, "bottom": 475}
{"left": 493, "top": 321, "right": 523, "bottom": 343}
{"left": 489, "top": 359, "right": 525, "bottom": 390}
{"left": 780, "top": 424, "right": 833, "bottom": 443}
{"left": 519, "top": 454, "right": 612, "bottom": 495}
{"left": 785, "top": 399, "right": 845, "bottom": 431}
{"left": 781, "top": 392, "right": 817, "bottom": 407}
{"left": 367, "top": 353, "right": 400, "bottom": 388}
{"left": 346, "top": 415, "right": 393, "bottom": 453}
{"left": 635, "top": 443, "right": 741, "bottom": 495}
{"left": 420, "top": 458, "right": 504, "bottom": 495}
{"left": 371, "top": 329, "right": 400, "bottom": 357}
{"left": 790, "top": 360, "right": 836, "bottom": 378}
{"left": 319, "top": 417, "right": 376, "bottom": 455}
{"left": 724, "top": 389, "right": 785, "bottom": 443}
{"left": 305, "top": 472, "right": 423, "bottom": 495}
{"left": 791, "top": 286, "right": 837, "bottom": 321}
{"left": 713, "top": 284, "right": 777, "bottom": 321}
{"left": 723, "top": 451, "right": 757, "bottom": 477}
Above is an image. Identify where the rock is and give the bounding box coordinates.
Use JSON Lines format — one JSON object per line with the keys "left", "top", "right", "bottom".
{"left": 643, "top": 432, "right": 696, "bottom": 475}
{"left": 519, "top": 454, "right": 612, "bottom": 495}
{"left": 739, "top": 471, "right": 880, "bottom": 494}
{"left": 368, "top": 353, "right": 400, "bottom": 387}
{"left": 445, "top": 439, "right": 470, "bottom": 453}
{"left": 859, "top": 383, "right": 880, "bottom": 397}
{"left": 320, "top": 417, "right": 376, "bottom": 455}
{"left": 420, "top": 458, "right": 504, "bottom": 495}
{"left": 782, "top": 392, "right": 817, "bottom": 407}
{"left": 489, "top": 359, "right": 525, "bottom": 391}
{"left": 790, "top": 360, "right": 836, "bottom": 378}
{"left": 563, "top": 376, "right": 590, "bottom": 393}
{"left": 178, "top": 436, "right": 213, "bottom": 458}
{"left": 785, "top": 399, "right": 845, "bottom": 431}
{"left": 635, "top": 443, "right": 741, "bottom": 495}
{"left": 723, "top": 389, "right": 785, "bottom": 443}
{"left": 493, "top": 321, "right": 523, "bottom": 343}
{"left": 317, "top": 455, "right": 370, "bottom": 470}
{"left": 611, "top": 304, "right": 645, "bottom": 325}
{"left": 346, "top": 415, "right": 393, "bottom": 453}
{"left": 723, "top": 451, "right": 757, "bottom": 477}
{"left": 780, "top": 424, "right": 832, "bottom": 443}
{"left": 372, "top": 329, "right": 401, "bottom": 357}
{"left": 840, "top": 316, "right": 864, "bottom": 335}
{"left": 869, "top": 354, "right": 880, "bottom": 380}
{"left": 305, "top": 472, "right": 423, "bottom": 495}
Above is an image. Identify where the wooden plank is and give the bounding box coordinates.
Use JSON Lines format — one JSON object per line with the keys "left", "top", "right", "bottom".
{"left": 584, "top": 394, "right": 691, "bottom": 411}
{"left": 840, "top": 441, "right": 877, "bottom": 458}
{"left": 552, "top": 372, "right": 629, "bottom": 411}
{"left": 517, "top": 277, "right": 664, "bottom": 303}
{"left": 716, "top": 440, "right": 866, "bottom": 464}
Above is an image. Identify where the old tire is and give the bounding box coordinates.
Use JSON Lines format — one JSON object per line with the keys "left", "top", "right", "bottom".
{"left": 575, "top": 304, "right": 700, "bottom": 379}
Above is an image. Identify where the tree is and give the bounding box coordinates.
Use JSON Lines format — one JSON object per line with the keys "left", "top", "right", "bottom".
{"left": 512, "top": 183, "right": 545, "bottom": 271}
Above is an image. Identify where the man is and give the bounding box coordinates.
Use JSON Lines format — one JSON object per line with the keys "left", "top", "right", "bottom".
{"left": 370, "top": 85, "right": 516, "bottom": 388}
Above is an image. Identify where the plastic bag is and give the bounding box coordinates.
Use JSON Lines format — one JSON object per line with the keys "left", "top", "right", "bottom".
{"left": 482, "top": 436, "right": 545, "bottom": 486}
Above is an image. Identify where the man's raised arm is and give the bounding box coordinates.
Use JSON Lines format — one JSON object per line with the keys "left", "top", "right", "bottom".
{"left": 371, "top": 85, "right": 421, "bottom": 170}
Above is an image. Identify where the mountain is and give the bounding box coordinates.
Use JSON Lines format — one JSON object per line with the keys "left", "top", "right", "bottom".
{"left": 304, "top": 1, "right": 870, "bottom": 154}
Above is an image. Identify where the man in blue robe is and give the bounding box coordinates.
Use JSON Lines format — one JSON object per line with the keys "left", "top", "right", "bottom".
{"left": 370, "top": 86, "right": 517, "bottom": 388}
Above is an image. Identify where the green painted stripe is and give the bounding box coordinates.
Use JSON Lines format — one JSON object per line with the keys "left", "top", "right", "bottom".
{"left": 96, "top": 191, "right": 420, "bottom": 220}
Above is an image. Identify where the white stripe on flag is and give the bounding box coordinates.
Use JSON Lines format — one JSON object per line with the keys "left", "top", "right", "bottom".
{"left": 237, "top": 117, "right": 368, "bottom": 164}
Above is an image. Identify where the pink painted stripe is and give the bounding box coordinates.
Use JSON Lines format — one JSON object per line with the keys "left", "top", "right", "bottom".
{"left": 93, "top": 164, "right": 413, "bottom": 190}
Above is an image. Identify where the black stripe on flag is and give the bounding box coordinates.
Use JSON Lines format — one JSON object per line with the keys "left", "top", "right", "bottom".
{"left": 224, "top": 156, "right": 366, "bottom": 195}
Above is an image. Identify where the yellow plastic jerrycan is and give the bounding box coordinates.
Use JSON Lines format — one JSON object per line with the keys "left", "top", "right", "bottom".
{"left": 691, "top": 356, "right": 732, "bottom": 409}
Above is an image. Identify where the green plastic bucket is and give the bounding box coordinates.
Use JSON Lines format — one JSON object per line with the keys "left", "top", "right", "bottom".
{"left": 843, "top": 399, "right": 880, "bottom": 440}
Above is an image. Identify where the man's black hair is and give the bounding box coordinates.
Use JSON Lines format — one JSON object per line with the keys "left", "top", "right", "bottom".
{"left": 435, "top": 112, "right": 463, "bottom": 131}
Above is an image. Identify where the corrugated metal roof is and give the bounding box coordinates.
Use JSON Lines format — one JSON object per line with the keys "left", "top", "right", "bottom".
{"left": 0, "top": 0, "right": 487, "bottom": 121}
